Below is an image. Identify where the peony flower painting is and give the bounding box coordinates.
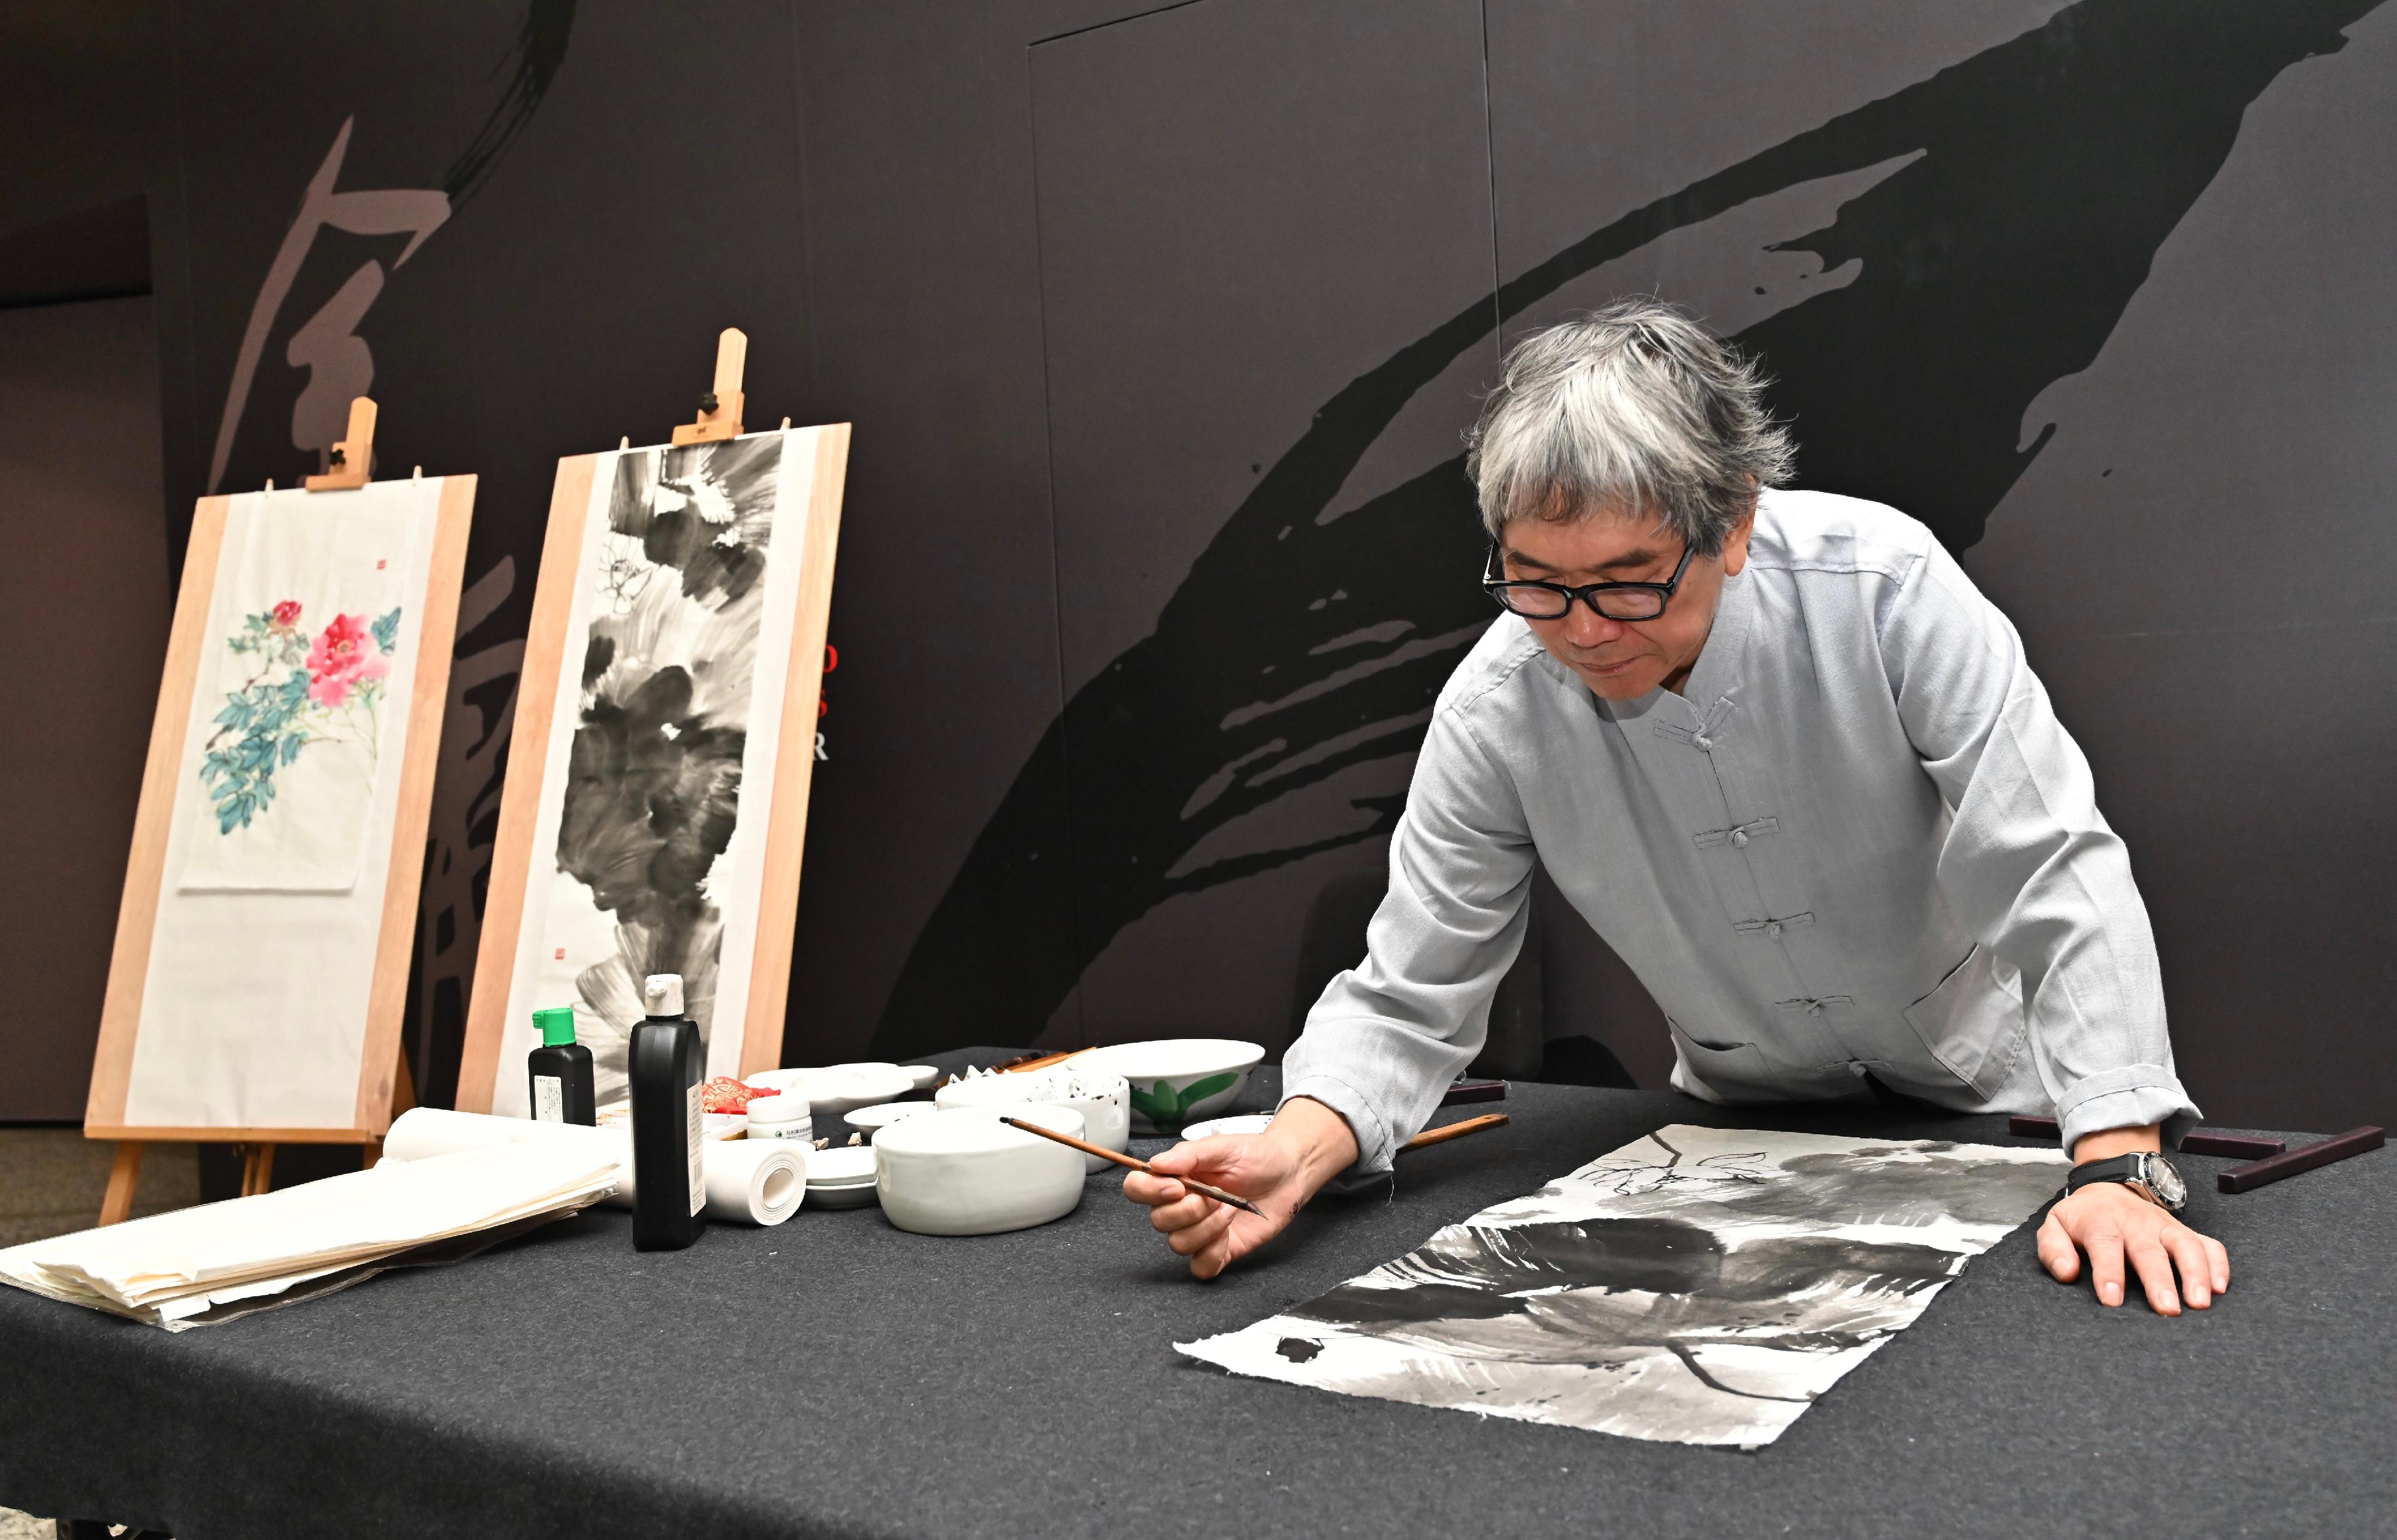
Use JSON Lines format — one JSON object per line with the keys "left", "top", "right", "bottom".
{"left": 197, "top": 600, "right": 401, "bottom": 835}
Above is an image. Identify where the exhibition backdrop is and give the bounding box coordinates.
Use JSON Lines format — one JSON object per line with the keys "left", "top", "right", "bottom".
{"left": 4, "top": 0, "right": 2391, "bottom": 1133}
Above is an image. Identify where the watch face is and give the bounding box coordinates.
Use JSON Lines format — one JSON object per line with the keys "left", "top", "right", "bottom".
{"left": 2142, "top": 1154, "right": 2187, "bottom": 1208}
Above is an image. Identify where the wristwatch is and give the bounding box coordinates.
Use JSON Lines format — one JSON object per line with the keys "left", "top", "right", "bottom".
{"left": 2065, "top": 1150, "right": 2188, "bottom": 1213}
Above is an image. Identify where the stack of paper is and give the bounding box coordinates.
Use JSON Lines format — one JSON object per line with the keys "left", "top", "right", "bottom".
{"left": 0, "top": 1142, "right": 618, "bottom": 1328}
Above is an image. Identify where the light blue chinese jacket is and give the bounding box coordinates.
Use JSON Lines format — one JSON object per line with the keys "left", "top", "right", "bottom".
{"left": 1284, "top": 490, "right": 2199, "bottom": 1174}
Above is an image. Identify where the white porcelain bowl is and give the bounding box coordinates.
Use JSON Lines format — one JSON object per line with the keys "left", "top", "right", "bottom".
{"left": 1069, "top": 1039, "right": 1266, "bottom": 1133}
{"left": 899, "top": 1065, "right": 943, "bottom": 1092}
{"left": 873, "top": 1105, "right": 1088, "bottom": 1236}
{"left": 934, "top": 1070, "right": 1130, "bottom": 1170}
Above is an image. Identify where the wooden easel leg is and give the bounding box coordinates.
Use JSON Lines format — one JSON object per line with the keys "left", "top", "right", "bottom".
{"left": 97, "top": 1142, "right": 143, "bottom": 1227}
{"left": 239, "top": 1143, "right": 276, "bottom": 1197}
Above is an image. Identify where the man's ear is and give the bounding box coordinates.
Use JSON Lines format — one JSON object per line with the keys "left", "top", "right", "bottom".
{"left": 1720, "top": 499, "right": 1759, "bottom": 578}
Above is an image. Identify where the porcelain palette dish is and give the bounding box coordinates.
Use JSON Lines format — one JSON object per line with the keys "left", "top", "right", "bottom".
{"left": 934, "top": 1069, "right": 1130, "bottom": 1170}
{"left": 1070, "top": 1039, "right": 1267, "bottom": 1133}
{"left": 846, "top": 1101, "right": 934, "bottom": 1140}
{"left": 874, "top": 1105, "right": 1088, "bottom": 1236}
{"left": 803, "top": 1143, "right": 880, "bottom": 1207}
{"left": 1179, "top": 1113, "right": 1276, "bottom": 1141}
{"left": 748, "top": 1065, "right": 917, "bottom": 1118}
{"left": 899, "top": 1065, "right": 942, "bottom": 1092}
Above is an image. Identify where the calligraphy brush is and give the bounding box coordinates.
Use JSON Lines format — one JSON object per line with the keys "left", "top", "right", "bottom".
{"left": 996, "top": 1116, "right": 1266, "bottom": 1216}
{"left": 1400, "top": 1112, "right": 1510, "bottom": 1152}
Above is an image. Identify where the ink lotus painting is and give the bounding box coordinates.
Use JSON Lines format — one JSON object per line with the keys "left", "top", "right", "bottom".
{"left": 1180, "top": 1125, "right": 2067, "bottom": 1448}
{"left": 179, "top": 494, "right": 412, "bottom": 892}
{"left": 497, "top": 433, "right": 807, "bottom": 1110}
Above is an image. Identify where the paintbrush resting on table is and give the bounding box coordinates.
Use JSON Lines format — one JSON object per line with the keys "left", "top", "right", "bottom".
{"left": 1400, "top": 1113, "right": 1510, "bottom": 1152}
{"left": 996, "top": 1116, "right": 1265, "bottom": 1216}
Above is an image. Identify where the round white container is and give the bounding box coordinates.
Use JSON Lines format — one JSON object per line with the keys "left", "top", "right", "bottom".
{"left": 744, "top": 1091, "right": 815, "bottom": 1143}
{"left": 874, "top": 1105, "right": 1087, "bottom": 1236}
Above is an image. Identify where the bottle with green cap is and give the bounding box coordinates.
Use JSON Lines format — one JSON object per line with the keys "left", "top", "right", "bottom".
{"left": 527, "top": 1005, "right": 596, "bottom": 1126}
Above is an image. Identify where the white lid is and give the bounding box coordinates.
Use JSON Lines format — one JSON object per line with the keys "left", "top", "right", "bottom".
{"left": 745, "top": 1090, "right": 811, "bottom": 1124}
{"left": 642, "top": 974, "right": 684, "bottom": 1016}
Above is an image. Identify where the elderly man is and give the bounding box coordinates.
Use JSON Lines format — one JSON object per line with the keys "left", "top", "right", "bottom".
{"left": 1127, "top": 298, "right": 2227, "bottom": 1318}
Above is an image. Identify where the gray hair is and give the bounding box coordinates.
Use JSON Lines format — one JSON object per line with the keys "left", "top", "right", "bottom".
{"left": 1465, "top": 298, "right": 1794, "bottom": 554}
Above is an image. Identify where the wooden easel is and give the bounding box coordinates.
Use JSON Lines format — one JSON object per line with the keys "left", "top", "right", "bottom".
{"left": 672, "top": 329, "right": 747, "bottom": 445}
{"left": 455, "top": 336, "right": 847, "bottom": 1112}
{"left": 89, "top": 398, "right": 475, "bottom": 1225}
{"left": 97, "top": 1055, "right": 417, "bottom": 1224}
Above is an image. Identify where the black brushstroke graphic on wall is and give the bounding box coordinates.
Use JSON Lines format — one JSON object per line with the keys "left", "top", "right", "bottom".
{"left": 874, "top": 0, "right": 2384, "bottom": 1056}
{"left": 443, "top": 0, "right": 577, "bottom": 207}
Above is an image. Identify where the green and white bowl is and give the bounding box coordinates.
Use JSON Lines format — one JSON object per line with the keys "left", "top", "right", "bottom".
{"left": 1069, "top": 1039, "right": 1266, "bottom": 1134}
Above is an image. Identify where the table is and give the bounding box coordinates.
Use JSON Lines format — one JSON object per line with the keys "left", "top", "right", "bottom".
{"left": 2, "top": 1051, "right": 2389, "bottom": 1539}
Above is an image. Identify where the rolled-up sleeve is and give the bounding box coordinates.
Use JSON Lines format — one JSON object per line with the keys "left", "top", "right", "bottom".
{"left": 1879, "top": 540, "right": 2199, "bottom": 1152}
{"left": 1281, "top": 705, "right": 1536, "bottom": 1175}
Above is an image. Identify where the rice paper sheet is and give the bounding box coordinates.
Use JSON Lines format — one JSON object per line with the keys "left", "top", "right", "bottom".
{"left": 1178, "top": 1125, "right": 2067, "bottom": 1448}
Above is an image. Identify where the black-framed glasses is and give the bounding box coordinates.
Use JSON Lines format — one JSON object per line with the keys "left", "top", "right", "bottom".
{"left": 1481, "top": 541, "right": 1695, "bottom": 621}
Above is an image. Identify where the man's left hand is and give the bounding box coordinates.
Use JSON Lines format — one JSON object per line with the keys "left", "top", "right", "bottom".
{"left": 2037, "top": 1180, "right": 2229, "bottom": 1315}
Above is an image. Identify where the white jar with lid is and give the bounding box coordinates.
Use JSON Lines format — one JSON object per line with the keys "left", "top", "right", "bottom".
{"left": 744, "top": 1090, "right": 814, "bottom": 1143}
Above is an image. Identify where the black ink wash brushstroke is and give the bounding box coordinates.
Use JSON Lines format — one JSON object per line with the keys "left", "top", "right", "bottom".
{"left": 873, "top": 0, "right": 2386, "bottom": 1056}
{"left": 1287, "top": 1217, "right": 1966, "bottom": 1406}
{"left": 557, "top": 437, "right": 780, "bottom": 1057}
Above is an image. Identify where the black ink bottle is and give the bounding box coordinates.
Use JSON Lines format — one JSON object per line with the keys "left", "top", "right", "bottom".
{"left": 629, "top": 973, "right": 706, "bottom": 1251}
{"left": 527, "top": 1006, "right": 596, "bottom": 1126}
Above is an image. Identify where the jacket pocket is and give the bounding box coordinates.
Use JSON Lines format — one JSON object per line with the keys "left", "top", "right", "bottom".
{"left": 1901, "top": 946, "right": 2025, "bottom": 1098}
{"left": 1665, "top": 1019, "right": 1780, "bottom": 1103}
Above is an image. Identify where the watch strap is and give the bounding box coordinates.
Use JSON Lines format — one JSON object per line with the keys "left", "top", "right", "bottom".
{"left": 2066, "top": 1153, "right": 2143, "bottom": 1193}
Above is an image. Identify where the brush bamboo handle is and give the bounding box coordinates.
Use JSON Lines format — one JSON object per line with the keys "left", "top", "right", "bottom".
{"left": 1400, "top": 1113, "right": 1510, "bottom": 1152}
{"left": 995, "top": 1116, "right": 1263, "bottom": 1215}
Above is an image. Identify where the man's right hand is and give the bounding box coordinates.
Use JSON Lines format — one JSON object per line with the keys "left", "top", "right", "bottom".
{"left": 1122, "top": 1095, "right": 1360, "bottom": 1279}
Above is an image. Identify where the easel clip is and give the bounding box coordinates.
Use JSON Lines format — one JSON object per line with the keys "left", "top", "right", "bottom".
{"left": 672, "top": 329, "right": 747, "bottom": 446}
{"left": 306, "top": 397, "right": 379, "bottom": 491}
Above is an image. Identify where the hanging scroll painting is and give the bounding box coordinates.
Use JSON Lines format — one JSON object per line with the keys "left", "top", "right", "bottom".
{"left": 459, "top": 426, "right": 848, "bottom": 1116}
{"left": 87, "top": 476, "right": 475, "bottom": 1138}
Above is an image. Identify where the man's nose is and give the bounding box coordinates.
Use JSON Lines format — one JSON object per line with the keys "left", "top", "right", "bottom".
{"left": 1565, "top": 600, "right": 1627, "bottom": 647}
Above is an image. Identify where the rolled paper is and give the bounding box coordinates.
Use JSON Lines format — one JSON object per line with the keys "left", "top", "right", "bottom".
{"left": 383, "top": 1107, "right": 807, "bottom": 1225}
{"left": 701, "top": 1137, "right": 808, "bottom": 1225}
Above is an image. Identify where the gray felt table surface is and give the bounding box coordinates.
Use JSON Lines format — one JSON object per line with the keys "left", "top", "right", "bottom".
{"left": 1, "top": 1050, "right": 2389, "bottom": 1540}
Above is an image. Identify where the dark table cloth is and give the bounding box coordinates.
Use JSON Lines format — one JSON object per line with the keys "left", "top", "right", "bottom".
{"left": 2, "top": 1050, "right": 2389, "bottom": 1539}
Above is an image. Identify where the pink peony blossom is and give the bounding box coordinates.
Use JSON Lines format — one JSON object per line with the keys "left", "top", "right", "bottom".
{"left": 270, "top": 600, "right": 303, "bottom": 629}
{"left": 306, "top": 612, "right": 388, "bottom": 707}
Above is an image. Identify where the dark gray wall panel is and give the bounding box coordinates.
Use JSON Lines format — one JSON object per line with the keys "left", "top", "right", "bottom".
{"left": 1019, "top": 0, "right": 1498, "bottom": 1047}
{"left": 0, "top": 298, "right": 170, "bottom": 1119}
{"left": 1483, "top": 0, "right": 2397, "bottom": 1121}
{"left": 1965, "top": 3, "right": 2397, "bottom": 1131}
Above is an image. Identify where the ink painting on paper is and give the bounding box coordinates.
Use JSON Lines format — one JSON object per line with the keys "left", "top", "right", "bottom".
{"left": 536, "top": 435, "right": 786, "bottom": 1104}
{"left": 179, "top": 493, "right": 413, "bottom": 893}
{"left": 1179, "top": 1125, "right": 2067, "bottom": 1448}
